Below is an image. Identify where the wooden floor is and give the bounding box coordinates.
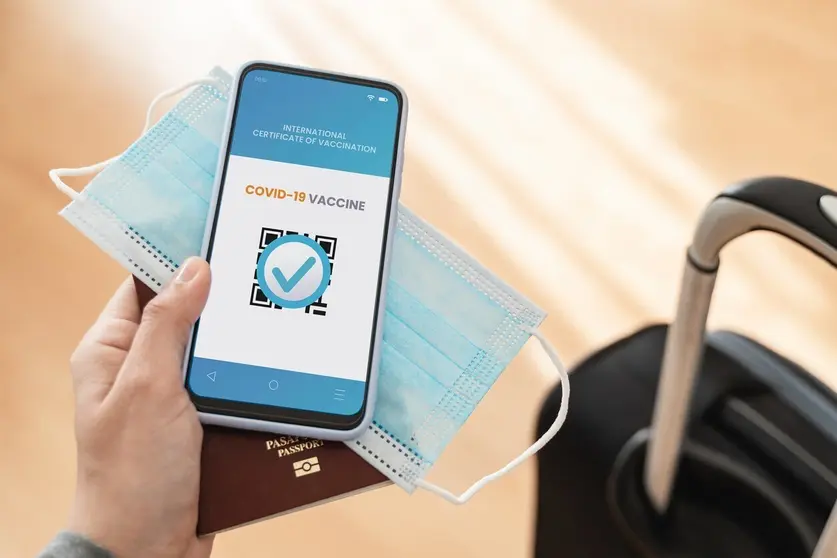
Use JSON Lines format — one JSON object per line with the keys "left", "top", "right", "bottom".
{"left": 2, "top": 0, "right": 836, "bottom": 556}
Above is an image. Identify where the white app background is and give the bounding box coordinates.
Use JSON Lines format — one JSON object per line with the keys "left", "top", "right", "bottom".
{"left": 193, "top": 155, "right": 390, "bottom": 381}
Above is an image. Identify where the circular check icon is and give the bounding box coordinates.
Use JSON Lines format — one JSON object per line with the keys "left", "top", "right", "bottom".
{"left": 256, "top": 234, "right": 332, "bottom": 309}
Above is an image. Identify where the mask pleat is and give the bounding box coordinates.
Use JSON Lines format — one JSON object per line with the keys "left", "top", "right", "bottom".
{"left": 172, "top": 125, "right": 221, "bottom": 177}
{"left": 383, "top": 280, "right": 479, "bottom": 371}
{"left": 381, "top": 311, "right": 468, "bottom": 390}
{"left": 389, "top": 229, "right": 510, "bottom": 344}
{"left": 375, "top": 342, "right": 448, "bottom": 461}
{"left": 153, "top": 143, "right": 213, "bottom": 204}
{"left": 104, "top": 158, "right": 208, "bottom": 265}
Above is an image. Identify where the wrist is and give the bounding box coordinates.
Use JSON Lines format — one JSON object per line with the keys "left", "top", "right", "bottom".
{"left": 38, "top": 531, "right": 114, "bottom": 558}
{"left": 68, "top": 488, "right": 135, "bottom": 558}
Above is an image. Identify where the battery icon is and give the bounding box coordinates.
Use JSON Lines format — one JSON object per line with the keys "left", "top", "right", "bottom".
{"left": 378, "top": 97, "right": 388, "bottom": 102}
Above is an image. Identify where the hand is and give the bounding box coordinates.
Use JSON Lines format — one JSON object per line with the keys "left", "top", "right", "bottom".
{"left": 67, "top": 258, "right": 214, "bottom": 558}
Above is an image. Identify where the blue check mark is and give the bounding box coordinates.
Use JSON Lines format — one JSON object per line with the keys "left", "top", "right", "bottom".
{"left": 271, "top": 257, "right": 317, "bottom": 292}
{"left": 257, "top": 234, "right": 331, "bottom": 309}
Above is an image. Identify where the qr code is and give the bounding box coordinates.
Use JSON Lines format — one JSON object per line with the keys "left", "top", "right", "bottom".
{"left": 249, "top": 227, "right": 337, "bottom": 317}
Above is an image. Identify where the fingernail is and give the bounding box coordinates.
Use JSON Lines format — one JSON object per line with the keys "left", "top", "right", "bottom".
{"left": 175, "top": 257, "right": 200, "bottom": 284}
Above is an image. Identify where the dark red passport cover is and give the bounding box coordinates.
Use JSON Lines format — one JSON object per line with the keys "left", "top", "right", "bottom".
{"left": 196, "top": 426, "right": 389, "bottom": 535}
{"left": 133, "top": 278, "right": 390, "bottom": 535}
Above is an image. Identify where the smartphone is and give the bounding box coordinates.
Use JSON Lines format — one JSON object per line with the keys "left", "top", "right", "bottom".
{"left": 182, "top": 61, "right": 407, "bottom": 440}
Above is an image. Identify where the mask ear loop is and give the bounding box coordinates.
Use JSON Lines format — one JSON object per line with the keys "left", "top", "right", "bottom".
{"left": 415, "top": 326, "right": 570, "bottom": 504}
{"left": 49, "top": 76, "right": 225, "bottom": 200}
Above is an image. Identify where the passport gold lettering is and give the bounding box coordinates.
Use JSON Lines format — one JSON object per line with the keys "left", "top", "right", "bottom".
{"left": 266, "top": 435, "right": 303, "bottom": 450}
{"left": 278, "top": 439, "right": 325, "bottom": 457}
{"left": 265, "top": 436, "right": 325, "bottom": 457}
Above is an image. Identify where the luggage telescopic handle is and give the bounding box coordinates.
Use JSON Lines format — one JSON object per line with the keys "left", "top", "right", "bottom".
{"left": 697, "top": 177, "right": 837, "bottom": 268}
{"left": 643, "top": 177, "right": 837, "bottom": 558}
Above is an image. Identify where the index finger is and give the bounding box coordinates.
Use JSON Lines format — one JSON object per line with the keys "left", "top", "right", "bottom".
{"left": 70, "top": 276, "right": 144, "bottom": 402}
{"left": 77, "top": 275, "right": 142, "bottom": 350}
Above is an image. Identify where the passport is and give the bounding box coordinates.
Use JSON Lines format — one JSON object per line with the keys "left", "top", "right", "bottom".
{"left": 196, "top": 425, "right": 389, "bottom": 535}
{"left": 132, "top": 277, "right": 390, "bottom": 535}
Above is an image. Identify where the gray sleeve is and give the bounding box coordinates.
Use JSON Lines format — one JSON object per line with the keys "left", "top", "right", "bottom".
{"left": 36, "top": 532, "right": 114, "bottom": 558}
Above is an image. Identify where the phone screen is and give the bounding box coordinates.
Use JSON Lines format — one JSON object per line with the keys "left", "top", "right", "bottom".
{"left": 185, "top": 64, "right": 403, "bottom": 428}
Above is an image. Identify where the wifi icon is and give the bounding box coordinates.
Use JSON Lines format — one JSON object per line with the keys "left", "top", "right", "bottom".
{"left": 367, "top": 94, "right": 375, "bottom": 101}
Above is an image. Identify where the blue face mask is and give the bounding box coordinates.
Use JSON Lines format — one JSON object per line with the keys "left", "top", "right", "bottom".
{"left": 50, "top": 67, "right": 569, "bottom": 504}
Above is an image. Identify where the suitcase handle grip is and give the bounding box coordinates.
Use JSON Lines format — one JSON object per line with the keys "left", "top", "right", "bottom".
{"left": 643, "top": 176, "right": 837, "bottom": 558}
{"left": 722, "top": 177, "right": 837, "bottom": 251}
{"left": 690, "top": 176, "right": 837, "bottom": 272}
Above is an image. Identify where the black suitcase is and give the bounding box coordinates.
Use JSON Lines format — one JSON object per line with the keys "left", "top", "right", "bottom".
{"left": 534, "top": 177, "right": 837, "bottom": 557}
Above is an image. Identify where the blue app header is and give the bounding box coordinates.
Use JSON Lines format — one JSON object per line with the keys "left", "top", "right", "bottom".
{"left": 229, "top": 68, "right": 401, "bottom": 178}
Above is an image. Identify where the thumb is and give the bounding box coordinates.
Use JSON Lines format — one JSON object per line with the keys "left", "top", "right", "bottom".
{"left": 119, "top": 257, "right": 211, "bottom": 390}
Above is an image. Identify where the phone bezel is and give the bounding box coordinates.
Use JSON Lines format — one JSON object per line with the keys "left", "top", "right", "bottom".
{"left": 183, "top": 61, "right": 406, "bottom": 434}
